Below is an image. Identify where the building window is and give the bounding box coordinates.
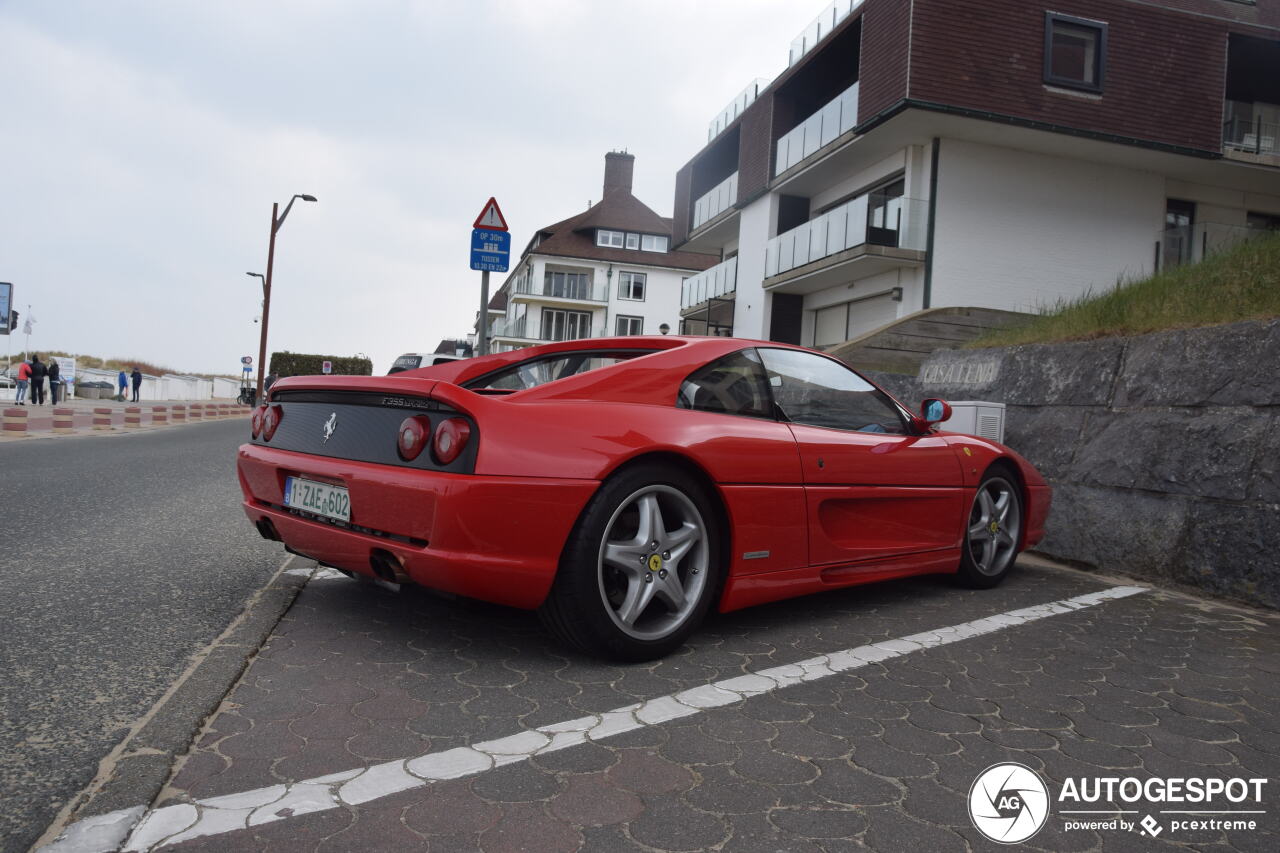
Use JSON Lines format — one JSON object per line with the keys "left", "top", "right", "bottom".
{"left": 641, "top": 235, "right": 669, "bottom": 252}
{"left": 618, "top": 272, "right": 646, "bottom": 301}
{"left": 597, "top": 229, "right": 624, "bottom": 248}
{"left": 615, "top": 315, "right": 644, "bottom": 336}
{"left": 625, "top": 233, "right": 640, "bottom": 250}
{"left": 544, "top": 271, "right": 592, "bottom": 300}
{"left": 1044, "top": 13, "right": 1106, "bottom": 93}
{"left": 540, "top": 309, "right": 593, "bottom": 341}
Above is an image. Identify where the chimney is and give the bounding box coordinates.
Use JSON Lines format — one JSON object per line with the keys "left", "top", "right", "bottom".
{"left": 603, "top": 151, "right": 634, "bottom": 196}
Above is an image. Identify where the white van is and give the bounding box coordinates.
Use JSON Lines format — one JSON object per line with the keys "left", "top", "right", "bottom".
{"left": 387, "top": 353, "right": 466, "bottom": 374}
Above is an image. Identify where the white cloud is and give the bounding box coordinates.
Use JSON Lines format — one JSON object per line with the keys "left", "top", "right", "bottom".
{"left": 0, "top": 0, "right": 818, "bottom": 373}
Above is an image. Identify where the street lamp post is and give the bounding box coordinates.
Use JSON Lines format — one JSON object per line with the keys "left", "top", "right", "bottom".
{"left": 252, "top": 194, "right": 317, "bottom": 400}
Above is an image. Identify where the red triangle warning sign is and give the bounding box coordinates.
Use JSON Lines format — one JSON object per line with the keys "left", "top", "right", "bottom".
{"left": 473, "top": 197, "right": 508, "bottom": 231}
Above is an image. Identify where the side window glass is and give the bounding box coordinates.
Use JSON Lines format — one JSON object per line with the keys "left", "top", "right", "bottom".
{"left": 758, "top": 348, "right": 905, "bottom": 434}
{"left": 677, "top": 349, "right": 773, "bottom": 419}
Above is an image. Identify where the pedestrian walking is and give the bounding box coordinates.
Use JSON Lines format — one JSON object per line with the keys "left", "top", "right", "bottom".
{"left": 14, "top": 359, "right": 31, "bottom": 405}
{"left": 117, "top": 369, "right": 128, "bottom": 402}
{"left": 29, "top": 355, "right": 47, "bottom": 406}
{"left": 47, "top": 359, "right": 61, "bottom": 405}
{"left": 130, "top": 366, "right": 142, "bottom": 402}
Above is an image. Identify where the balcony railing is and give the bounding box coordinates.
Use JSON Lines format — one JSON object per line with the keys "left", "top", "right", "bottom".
{"left": 1157, "top": 221, "right": 1276, "bottom": 271}
{"left": 765, "top": 195, "right": 927, "bottom": 279}
{"left": 490, "top": 316, "right": 606, "bottom": 342}
{"left": 1223, "top": 115, "right": 1279, "bottom": 155}
{"left": 681, "top": 257, "right": 738, "bottom": 310}
{"left": 514, "top": 277, "right": 607, "bottom": 302}
{"left": 691, "top": 171, "right": 739, "bottom": 231}
{"left": 775, "top": 82, "right": 859, "bottom": 176}
{"left": 788, "top": 0, "right": 865, "bottom": 67}
{"left": 708, "top": 78, "right": 770, "bottom": 142}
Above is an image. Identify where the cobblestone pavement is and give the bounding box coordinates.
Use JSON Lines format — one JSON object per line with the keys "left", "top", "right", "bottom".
{"left": 86, "top": 558, "right": 1280, "bottom": 851}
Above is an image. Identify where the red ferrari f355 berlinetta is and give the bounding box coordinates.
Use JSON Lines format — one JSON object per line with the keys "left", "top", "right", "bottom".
{"left": 238, "top": 336, "right": 1050, "bottom": 660}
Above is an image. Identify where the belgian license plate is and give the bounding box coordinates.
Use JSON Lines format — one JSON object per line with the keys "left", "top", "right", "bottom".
{"left": 284, "top": 477, "right": 351, "bottom": 522}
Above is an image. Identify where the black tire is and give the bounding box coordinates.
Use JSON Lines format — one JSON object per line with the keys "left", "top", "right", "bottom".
{"left": 539, "top": 463, "right": 723, "bottom": 662}
{"left": 956, "top": 465, "right": 1024, "bottom": 589}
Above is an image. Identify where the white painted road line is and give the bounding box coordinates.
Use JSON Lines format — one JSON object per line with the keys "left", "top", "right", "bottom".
{"left": 41, "top": 585, "right": 1147, "bottom": 853}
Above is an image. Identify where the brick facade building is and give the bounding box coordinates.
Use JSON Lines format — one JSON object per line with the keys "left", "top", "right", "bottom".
{"left": 674, "top": 0, "right": 1280, "bottom": 349}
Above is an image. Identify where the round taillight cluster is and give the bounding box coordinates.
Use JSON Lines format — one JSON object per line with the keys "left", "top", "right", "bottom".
{"left": 250, "top": 405, "right": 267, "bottom": 439}
{"left": 262, "top": 405, "right": 283, "bottom": 441}
{"left": 397, "top": 416, "right": 432, "bottom": 461}
{"left": 433, "top": 417, "right": 471, "bottom": 466}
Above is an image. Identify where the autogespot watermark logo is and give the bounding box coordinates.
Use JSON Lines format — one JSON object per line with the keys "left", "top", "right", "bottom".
{"left": 968, "top": 763, "right": 1050, "bottom": 844}
{"left": 967, "top": 767, "right": 1269, "bottom": 843}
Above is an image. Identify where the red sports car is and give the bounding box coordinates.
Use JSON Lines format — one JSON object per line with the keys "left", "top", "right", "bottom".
{"left": 238, "top": 337, "right": 1050, "bottom": 661}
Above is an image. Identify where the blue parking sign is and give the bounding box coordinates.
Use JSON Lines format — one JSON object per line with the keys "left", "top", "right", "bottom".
{"left": 470, "top": 229, "right": 510, "bottom": 272}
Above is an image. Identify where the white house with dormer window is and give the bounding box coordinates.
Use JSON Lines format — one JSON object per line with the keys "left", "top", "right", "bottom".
{"left": 483, "top": 152, "right": 718, "bottom": 351}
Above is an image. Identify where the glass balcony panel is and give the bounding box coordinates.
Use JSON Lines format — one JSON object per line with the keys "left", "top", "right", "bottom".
{"left": 679, "top": 257, "right": 739, "bottom": 309}
{"left": 767, "top": 195, "right": 926, "bottom": 278}
{"left": 691, "top": 171, "right": 739, "bottom": 231}
{"left": 765, "top": 238, "right": 780, "bottom": 278}
{"left": 801, "top": 113, "right": 823, "bottom": 160}
{"left": 774, "top": 82, "right": 860, "bottom": 176}
{"left": 839, "top": 82, "right": 859, "bottom": 135}
{"left": 779, "top": 232, "right": 795, "bottom": 271}
{"left": 820, "top": 99, "right": 841, "bottom": 148}
{"left": 809, "top": 212, "right": 829, "bottom": 259}
{"left": 793, "top": 222, "right": 812, "bottom": 266}
{"left": 788, "top": 0, "right": 865, "bottom": 67}
{"left": 827, "top": 207, "right": 848, "bottom": 255}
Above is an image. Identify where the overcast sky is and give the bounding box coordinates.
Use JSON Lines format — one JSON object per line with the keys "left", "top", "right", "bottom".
{"left": 0, "top": 0, "right": 819, "bottom": 375}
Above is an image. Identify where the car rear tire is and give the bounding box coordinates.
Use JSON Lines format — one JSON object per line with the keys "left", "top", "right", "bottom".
{"left": 539, "top": 464, "right": 722, "bottom": 662}
{"left": 956, "top": 467, "right": 1023, "bottom": 589}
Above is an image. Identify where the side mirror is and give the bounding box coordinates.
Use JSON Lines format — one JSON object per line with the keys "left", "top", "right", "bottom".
{"left": 914, "top": 398, "right": 951, "bottom": 432}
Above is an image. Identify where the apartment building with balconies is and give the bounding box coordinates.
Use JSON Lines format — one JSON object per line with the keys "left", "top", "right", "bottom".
{"left": 674, "top": 0, "right": 1280, "bottom": 351}
{"left": 486, "top": 152, "right": 718, "bottom": 351}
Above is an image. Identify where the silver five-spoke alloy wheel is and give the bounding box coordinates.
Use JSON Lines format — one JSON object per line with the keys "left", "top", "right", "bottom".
{"left": 597, "top": 484, "right": 709, "bottom": 641}
{"left": 967, "top": 476, "right": 1022, "bottom": 576}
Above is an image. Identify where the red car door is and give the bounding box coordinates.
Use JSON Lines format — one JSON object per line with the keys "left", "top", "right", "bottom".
{"left": 757, "top": 348, "right": 966, "bottom": 568}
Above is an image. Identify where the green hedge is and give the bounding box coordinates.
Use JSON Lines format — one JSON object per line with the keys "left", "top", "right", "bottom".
{"left": 269, "top": 351, "right": 373, "bottom": 378}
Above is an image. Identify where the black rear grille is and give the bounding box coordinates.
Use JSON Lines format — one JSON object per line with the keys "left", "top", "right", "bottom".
{"left": 252, "top": 391, "right": 477, "bottom": 473}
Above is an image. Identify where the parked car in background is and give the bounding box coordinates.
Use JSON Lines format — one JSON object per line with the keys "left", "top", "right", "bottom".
{"left": 238, "top": 337, "right": 1050, "bottom": 660}
{"left": 387, "top": 353, "right": 465, "bottom": 374}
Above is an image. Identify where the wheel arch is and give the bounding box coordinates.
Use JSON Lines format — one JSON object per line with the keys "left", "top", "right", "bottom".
{"left": 981, "top": 457, "right": 1031, "bottom": 551}
{"left": 586, "top": 450, "right": 732, "bottom": 595}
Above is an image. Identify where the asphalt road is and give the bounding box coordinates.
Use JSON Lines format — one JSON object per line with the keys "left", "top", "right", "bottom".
{"left": 0, "top": 420, "right": 286, "bottom": 852}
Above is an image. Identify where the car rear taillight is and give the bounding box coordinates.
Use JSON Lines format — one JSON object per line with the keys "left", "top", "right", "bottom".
{"left": 432, "top": 417, "right": 471, "bottom": 465}
{"left": 262, "top": 405, "right": 283, "bottom": 441}
{"left": 397, "top": 416, "right": 432, "bottom": 461}
{"left": 250, "top": 405, "right": 267, "bottom": 439}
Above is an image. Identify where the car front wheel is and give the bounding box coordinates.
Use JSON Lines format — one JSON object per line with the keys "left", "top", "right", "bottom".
{"left": 540, "top": 465, "right": 721, "bottom": 661}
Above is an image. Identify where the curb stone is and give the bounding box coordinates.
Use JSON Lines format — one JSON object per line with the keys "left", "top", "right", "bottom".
{"left": 36, "top": 558, "right": 315, "bottom": 851}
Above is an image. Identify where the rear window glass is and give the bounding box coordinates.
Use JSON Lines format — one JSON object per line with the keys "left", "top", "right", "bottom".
{"left": 463, "top": 351, "right": 646, "bottom": 391}
{"left": 677, "top": 349, "right": 773, "bottom": 419}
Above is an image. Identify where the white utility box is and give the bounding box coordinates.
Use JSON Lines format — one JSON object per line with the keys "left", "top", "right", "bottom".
{"left": 944, "top": 401, "right": 1006, "bottom": 443}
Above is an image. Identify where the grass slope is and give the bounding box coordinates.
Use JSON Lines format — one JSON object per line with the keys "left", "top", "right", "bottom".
{"left": 973, "top": 231, "right": 1280, "bottom": 348}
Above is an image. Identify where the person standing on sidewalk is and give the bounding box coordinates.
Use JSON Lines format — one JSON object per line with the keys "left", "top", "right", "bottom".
{"left": 14, "top": 359, "right": 31, "bottom": 405}
{"left": 47, "top": 359, "right": 61, "bottom": 405}
{"left": 116, "top": 369, "right": 128, "bottom": 402}
{"left": 130, "top": 366, "right": 142, "bottom": 402}
{"left": 29, "top": 355, "right": 47, "bottom": 406}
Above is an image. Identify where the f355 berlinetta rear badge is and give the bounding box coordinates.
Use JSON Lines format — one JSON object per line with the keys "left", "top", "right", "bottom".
{"left": 322, "top": 412, "right": 337, "bottom": 443}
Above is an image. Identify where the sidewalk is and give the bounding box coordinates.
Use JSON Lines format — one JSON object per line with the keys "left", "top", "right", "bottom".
{"left": 2, "top": 397, "right": 249, "bottom": 439}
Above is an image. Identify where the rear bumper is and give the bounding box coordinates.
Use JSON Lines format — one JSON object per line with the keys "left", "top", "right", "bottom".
{"left": 238, "top": 444, "right": 599, "bottom": 609}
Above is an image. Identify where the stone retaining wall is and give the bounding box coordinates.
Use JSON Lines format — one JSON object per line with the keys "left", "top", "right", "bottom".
{"left": 865, "top": 318, "right": 1279, "bottom": 610}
